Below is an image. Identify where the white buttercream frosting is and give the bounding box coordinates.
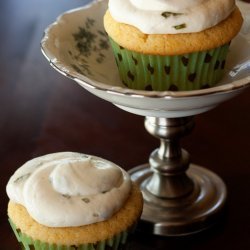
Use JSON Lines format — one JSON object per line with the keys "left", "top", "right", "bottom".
{"left": 6, "top": 152, "right": 131, "bottom": 227}
{"left": 108, "top": 0, "right": 236, "bottom": 34}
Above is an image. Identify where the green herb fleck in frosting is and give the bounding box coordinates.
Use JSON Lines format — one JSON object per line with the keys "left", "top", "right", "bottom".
{"left": 173, "top": 23, "right": 186, "bottom": 30}
{"left": 161, "top": 12, "right": 183, "bottom": 18}
{"left": 62, "top": 194, "right": 71, "bottom": 199}
{"left": 14, "top": 173, "right": 31, "bottom": 183}
{"left": 82, "top": 198, "right": 90, "bottom": 203}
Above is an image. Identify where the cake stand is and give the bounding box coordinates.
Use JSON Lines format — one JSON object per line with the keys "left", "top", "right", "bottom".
{"left": 41, "top": 0, "right": 250, "bottom": 236}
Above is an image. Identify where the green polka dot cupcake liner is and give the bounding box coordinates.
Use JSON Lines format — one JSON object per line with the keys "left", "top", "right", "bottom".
{"left": 9, "top": 218, "right": 134, "bottom": 250}
{"left": 109, "top": 38, "right": 230, "bottom": 91}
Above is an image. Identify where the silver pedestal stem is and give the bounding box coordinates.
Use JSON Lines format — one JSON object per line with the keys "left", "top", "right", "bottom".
{"left": 129, "top": 116, "right": 227, "bottom": 236}
{"left": 145, "top": 117, "right": 194, "bottom": 199}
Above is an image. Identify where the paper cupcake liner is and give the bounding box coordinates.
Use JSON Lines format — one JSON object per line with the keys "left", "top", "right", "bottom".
{"left": 9, "top": 218, "right": 132, "bottom": 250}
{"left": 110, "top": 38, "right": 230, "bottom": 91}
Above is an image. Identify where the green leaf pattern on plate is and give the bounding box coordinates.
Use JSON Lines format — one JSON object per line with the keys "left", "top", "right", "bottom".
{"left": 69, "top": 18, "right": 110, "bottom": 77}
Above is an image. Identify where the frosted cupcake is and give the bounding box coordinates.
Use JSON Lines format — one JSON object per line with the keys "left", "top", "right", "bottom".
{"left": 104, "top": 0, "right": 243, "bottom": 91}
{"left": 6, "top": 152, "right": 143, "bottom": 250}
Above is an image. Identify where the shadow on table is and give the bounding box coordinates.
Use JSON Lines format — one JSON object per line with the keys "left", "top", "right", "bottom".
{"left": 127, "top": 211, "right": 227, "bottom": 250}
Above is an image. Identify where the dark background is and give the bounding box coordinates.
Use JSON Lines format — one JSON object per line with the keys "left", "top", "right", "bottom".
{"left": 1, "top": 0, "right": 250, "bottom": 249}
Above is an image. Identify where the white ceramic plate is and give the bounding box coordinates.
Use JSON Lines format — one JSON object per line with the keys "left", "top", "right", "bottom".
{"left": 41, "top": 0, "right": 250, "bottom": 117}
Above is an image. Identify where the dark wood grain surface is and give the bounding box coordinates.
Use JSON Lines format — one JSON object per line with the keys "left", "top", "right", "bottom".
{"left": 1, "top": 0, "right": 250, "bottom": 249}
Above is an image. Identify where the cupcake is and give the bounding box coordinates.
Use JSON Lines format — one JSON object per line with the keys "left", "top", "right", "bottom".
{"left": 6, "top": 152, "right": 143, "bottom": 250}
{"left": 104, "top": 0, "right": 243, "bottom": 91}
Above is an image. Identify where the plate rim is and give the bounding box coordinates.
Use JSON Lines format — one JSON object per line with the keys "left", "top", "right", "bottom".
{"left": 41, "top": 0, "right": 250, "bottom": 100}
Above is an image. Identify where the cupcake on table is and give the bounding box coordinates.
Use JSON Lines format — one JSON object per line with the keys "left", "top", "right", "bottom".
{"left": 104, "top": 0, "right": 243, "bottom": 91}
{"left": 6, "top": 152, "right": 143, "bottom": 250}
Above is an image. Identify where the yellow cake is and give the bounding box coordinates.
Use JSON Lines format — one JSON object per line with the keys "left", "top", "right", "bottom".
{"left": 104, "top": 8, "right": 243, "bottom": 55}
{"left": 104, "top": 0, "right": 243, "bottom": 91}
{"left": 6, "top": 152, "right": 143, "bottom": 249}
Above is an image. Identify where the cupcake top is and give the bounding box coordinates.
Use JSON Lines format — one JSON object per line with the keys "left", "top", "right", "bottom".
{"left": 108, "top": 0, "right": 236, "bottom": 34}
{"left": 6, "top": 152, "right": 131, "bottom": 227}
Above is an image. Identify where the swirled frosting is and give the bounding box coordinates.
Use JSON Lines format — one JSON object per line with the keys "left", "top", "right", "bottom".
{"left": 108, "top": 0, "right": 236, "bottom": 34}
{"left": 6, "top": 152, "right": 131, "bottom": 227}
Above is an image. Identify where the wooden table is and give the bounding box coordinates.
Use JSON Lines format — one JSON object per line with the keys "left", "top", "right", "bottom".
{"left": 1, "top": 0, "right": 250, "bottom": 249}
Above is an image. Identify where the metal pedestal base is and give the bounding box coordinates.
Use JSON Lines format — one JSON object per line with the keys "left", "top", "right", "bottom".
{"left": 129, "top": 164, "right": 227, "bottom": 236}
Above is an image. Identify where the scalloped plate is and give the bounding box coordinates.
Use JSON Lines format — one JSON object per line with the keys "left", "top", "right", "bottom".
{"left": 41, "top": 0, "right": 250, "bottom": 117}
